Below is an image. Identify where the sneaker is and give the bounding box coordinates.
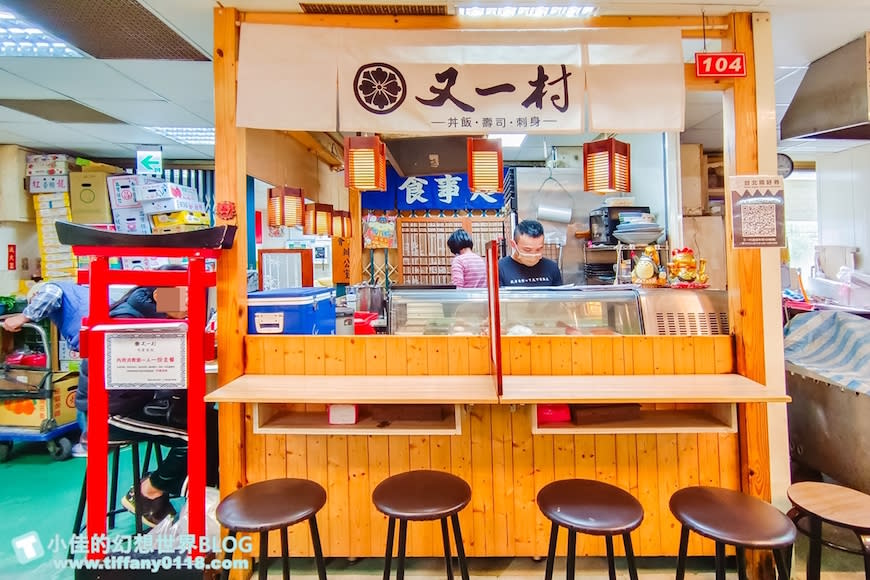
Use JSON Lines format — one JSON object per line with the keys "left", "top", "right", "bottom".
{"left": 71, "top": 443, "right": 87, "bottom": 458}
{"left": 121, "top": 486, "right": 176, "bottom": 528}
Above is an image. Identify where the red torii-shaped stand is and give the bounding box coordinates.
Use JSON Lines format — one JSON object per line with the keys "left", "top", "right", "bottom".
{"left": 62, "top": 222, "right": 231, "bottom": 560}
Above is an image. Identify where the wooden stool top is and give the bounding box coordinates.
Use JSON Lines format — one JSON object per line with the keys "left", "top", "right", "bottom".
{"left": 216, "top": 478, "right": 326, "bottom": 533}
{"left": 670, "top": 486, "right": 796, "bottom": 548}
{"left": 536, "top": 479, "right": 643, "bottom": 535}
{"left": 373, "top": 470, "right": 471, "bottom": 521}
{"left": 788, "top": 481, "right": 870, "bottom": 532}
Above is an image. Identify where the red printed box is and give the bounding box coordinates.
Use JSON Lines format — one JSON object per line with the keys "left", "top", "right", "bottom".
{"left": 28, "top": 175, "right": 70, "bottom": 193}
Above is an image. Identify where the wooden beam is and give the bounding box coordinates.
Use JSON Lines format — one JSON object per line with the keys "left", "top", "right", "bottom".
{"left": 348, "top": 188, "right": 363, "bottom": 284}
{"left": 284, "top": 131, "right": 344, "bottom": 170}
{"left": 214, "top": 4, "right": 248, "bottom": 494}
{"left": 684, "top": 63, "right": 735, "bottom": 92}
{"left": 241, "top": 12, "right": 729, "bottom": 36}
{"left": 723, "top": 12, "right": 775, "bottom": 579}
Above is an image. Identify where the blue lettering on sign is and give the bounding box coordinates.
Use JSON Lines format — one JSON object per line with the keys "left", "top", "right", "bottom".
{"left": 362, "top": 166, "right": 505, "bottom": 210}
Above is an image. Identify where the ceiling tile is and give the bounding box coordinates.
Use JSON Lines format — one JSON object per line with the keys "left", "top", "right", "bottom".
{"left": 0, "top": 106, "right": 51, "bottom": 123}
{"left": 102, "top": 61, "right": 213, "bottom": 103}
{"left": 0, "top": 59, "right": 163, "bottom": 101}
{"left": 0, "top": 69, "right": 66, "bottom": 100}
{"left": 0, "top": 99, "right": 124, "bottom": 123}
{"left": 78, "top": 99, "right": 212, "bottom": 126}
{"left": 66, "top": 123, "right": 176, "bottom": 145}
{"left": 0, "top": 121, "right": 92, "bottom": 143}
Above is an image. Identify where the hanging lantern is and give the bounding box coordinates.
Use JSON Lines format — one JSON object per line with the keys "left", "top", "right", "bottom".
{"left": 331, "top": 210, "right": 352, "bottom": 237}
{"left": 343, "top": 212, "right": 353, "bottom": 238}
{"left": 304, "top": 203, "right": 333, "bottom": 236}
{"left": 267, "top": 187, "right": 283, "bottom": 227}
{"left": 467, "top": 137, "right": 504, "bottom": 193}
{"left": 583, "top": 138, "right": 631, "bottom": 193}
{"left": 281, "top": 187, "right": 304, "bottom": 227}
{"left": 345, "top": 135, "right": 387, "bottom": 191}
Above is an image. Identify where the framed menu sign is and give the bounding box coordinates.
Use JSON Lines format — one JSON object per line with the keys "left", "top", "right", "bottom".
{"left": 104, "top": 322, "right": 188, "bottom": 390}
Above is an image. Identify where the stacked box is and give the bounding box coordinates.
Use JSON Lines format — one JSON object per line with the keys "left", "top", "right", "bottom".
{"left": 134, "top": 181, "right": 207, "bottom": 234}
{"left": 25, "top": 153, "right": 76, "bottom": 177}
{"left": 32, "top": 193, "right": 76, "bottom": 280}
{"left": 57, "top": 337, "right": 81, "bottom": 372}
{"left": 107, "top": 175, "right": 161, "bottom": 236}
{"left": 150, "top": 211, "right": 210, "bottom": 228}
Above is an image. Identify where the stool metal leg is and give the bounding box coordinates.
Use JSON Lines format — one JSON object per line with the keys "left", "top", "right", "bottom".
{"left": 69, "top": 474, "right": 87, "bottom": 560}
{"left": 383, "top": 517, "right": 396, "bottom": 580}
{"left": 440, "top": 518, "right": 454, "bottom": 580}
{"left": 623, "top": 533, "right": 638, "bottom": 580}
{"left": 736, "top": 546, "right": 748, "bottom": 580}
{"left": 280, "top": 527, "right": 290, "bottom": 580}
{"left": 675, "top": 525, "right": 690, "bottom": 580}
{"left": 544, "top": 522, "right": 558, "bottom": 580}
{"left": 858, "top": 533, "right": 870, "bottom": 580}
{"left": 566, "top": 530, "right": 576, "bottom": 580}
{"left": 310, "top": 516, "right": 327, "bottom": 580}
{"left": 774, "top": 548, "right": 792, "bottom": 580}
{"left": 142, "top": 442, "right": 153, "bottom": 476}
{"left": 450, "top": 513, "right": 470, "bottom": 580}
{"left": 130, "top": 442, "right": 144, "bottom": 535}
{"left": 396, "top": 519, "right": 408, "bottom": 580}
{"left": 221, "top": 531, "right": 237, "bottom": 580}
{"left": 259, "top": 530, "right": 269, "bottom": 580}
{"left": 605, "top": 535, "right": 617, "bottom": 580}
{"left": 714, "top": 542, "right": 726, "bottom": 580}
{"left": 807, "top": 515, "right": 822, "bottom": 580}
{"left": 108, "top": 446, "right": 121, "bottom": 529}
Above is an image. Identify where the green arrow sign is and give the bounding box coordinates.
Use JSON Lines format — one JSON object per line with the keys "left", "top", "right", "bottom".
{"left": 136, "top": 148, "right": 163, "bottom": 175}
{"left": 140, "top": 155, "right": 160, "bottom": 171}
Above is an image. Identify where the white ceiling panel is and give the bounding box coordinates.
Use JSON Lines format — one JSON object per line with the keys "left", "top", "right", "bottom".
{"left": 769, "top": 6, "right": 870, "bottom": 68}
{"left": 138, "top": 0, "right": 216, "bottom": 57}
{"left": 78, "top": 99, "right": 212, "bottom": 127}
{"left": 160, "top": 143, "right": 205, "bottom": 159}
{"left": 0, "top": 69, "right": 66, "bottom": 100}
{"left": 190, "top": 144, "right": 215, "bottom": 158}
{"left": 0, "top": 127, "right": 30, "bottom": 144}
{"left": 102, "top": 61, "right": 214, "bottom": 104}
{"left": 0, "top": 121, "right": 91, "bottom": 143}
{"left": 67, "top": 124, "right": 176, "bottom": 146}
{"left": 0, "top": 59, "right": 163, "bottom": 101}
{"left": 73, "top": 144, "right": 141, "bottom": 158}
{"left": 176, "top": 100, "right": 215, "bottom": 123}
{"left": 0, "top": 106, "right": 52, "bottom": 124}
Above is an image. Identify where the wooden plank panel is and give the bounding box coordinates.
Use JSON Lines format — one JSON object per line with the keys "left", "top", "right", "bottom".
{"left": 509, "top": 337, "right": 532, "bottom": 375}
{"left": 427, "top": 337, "right": 449, "bottom": 377}
{"left": 448, "top": 337, "right": 470, "bottom": 375}
{"left": 405, "top": 337, "right": 428, "bottom": 375}
{"left": 552, "top": 432, "right": 575, "bottom": 555}
{"left": 470, "top": 405, "right": 495, "bottom": 556}
{"left": 368, "top": 436, "right": 391, "bottom": 557}
{"left": 574, "top": 434, "right": 598, "bottom": 556}
{"left": 306, "top": 436, "right": 331, "bottom": 552}
{"left": 346, "top": 435, "right": 371, "bottom": 556}
{"left": 549, "top": 337, "right": 572, "bottom": 376}
{"left": 530, "top": 337, "right": 552, "bottom": 375}
{"left": 345, "top": 337, "right": 367, "bottom": 374}
{"left": 655, "top": 432, "right": 681, "bottom": 554}
{"left": 631, "top": 338, "right": 661, "bottom": 556}
{"left": 450, "top": 408, "right": 476, "bottom": 555}
{"left": 677, "top": 431, "right": 702, "bottom": 554}
{"left": 693, "top": 336, "right": 719, "bottom": 555}
{"left": 386, "top": 337, "right": 409, "bottom": 375}
{"left": 324, "top": 336, "right": 347, "bottom": 375}
{"left": 304, "top": 336, "right": 326, "bottom": 374}
{"left": 246, "top": 336, "right": 266, "bottom": 374}
{"left": 571, "top": 337, "right": 593, "bottom": 375}
{"left": 532, "top": 426, "right": 555, "bottom": 556}
{"left": 429, "top": 432, "right": 453, "bottom": 554}
{"left": 285, "top": 435, "right": 311, "bottom": 554}
{"left": 511, "top": 403, "right": 536, "bottom": 555}
{"left": 365, "top": 336, "right": 388, "bottom": 375}
{"left": 408, "top": 434, "right": 433, "bottom": 555}
{"left": 490, "top": 405, "right": 515, "bottom": 555}
{"left": 468, "top": 336, "right": 491, "bottom": 375}
{"left": 327, "top": 435, "right": 350, "bottom": 555}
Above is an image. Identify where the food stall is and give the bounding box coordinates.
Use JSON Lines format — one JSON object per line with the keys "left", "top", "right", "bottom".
{"left": 207, "top": 7, "right": 788, "bottom": 577}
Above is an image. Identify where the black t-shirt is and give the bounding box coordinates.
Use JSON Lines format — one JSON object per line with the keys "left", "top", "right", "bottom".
{"left": 498, "top": 256, "right": 563, "bottom": 287}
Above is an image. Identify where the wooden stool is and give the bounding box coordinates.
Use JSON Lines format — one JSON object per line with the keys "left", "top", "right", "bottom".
{"left": 670, "top": 486, "right": 796, "bottom": 580}
{"left": 537, "top": 479, "right": 643, "bottom": 580}
{"left": 216, "top": 478, "right": 328, "bottom": 580}
{"left": 787, "top": 481, "right": 870, "bottom": 580}
{"left": 372, "top": 470, "right": 471, "bottom": 580}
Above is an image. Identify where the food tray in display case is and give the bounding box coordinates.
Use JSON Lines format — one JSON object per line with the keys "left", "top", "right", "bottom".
{"left": 389, "top": 288, "right": 489, "bottom": 336}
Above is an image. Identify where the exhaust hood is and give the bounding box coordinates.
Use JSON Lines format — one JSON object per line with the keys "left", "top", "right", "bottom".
{"left": 383, "top": 135, "right": 471, "bottom": 177}
{"left": 780, "top": 32, "right": 870, "bottom": 140}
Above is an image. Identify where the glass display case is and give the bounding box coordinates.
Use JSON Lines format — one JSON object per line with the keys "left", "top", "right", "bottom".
{"left": 388, "top": 288, "right": 643, "bottom": 336}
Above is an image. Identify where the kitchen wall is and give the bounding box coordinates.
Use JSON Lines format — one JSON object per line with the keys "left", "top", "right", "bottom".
{"left": 516, "top": 132, "right": 668, "bottom": 283}
{"left": 0, "top": 223, "right": 38, "bottom": 296}
{"left": 816, "top": 142, "right": 870, "bottom": 272}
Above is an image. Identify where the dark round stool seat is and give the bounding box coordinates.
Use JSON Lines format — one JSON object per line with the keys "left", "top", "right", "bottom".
{"left": 538, "top": 479, "right": 644, "bottom": 535}
{"left": 670, "top": 486, "right": 796, "bottom": 548}
{"left": 373, "top": 470, "right": 471, "bottom": 521}
{"left": 217, "top": 478, "right": 326, "bottom": 532}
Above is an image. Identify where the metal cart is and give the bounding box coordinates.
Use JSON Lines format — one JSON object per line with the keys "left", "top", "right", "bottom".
{"left": 0, "top": 321, "right": 78, "bottom": 462}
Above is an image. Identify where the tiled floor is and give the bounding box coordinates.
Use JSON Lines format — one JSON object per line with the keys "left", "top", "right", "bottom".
{"left": 0, "top": 441, "right": 865, "bottom": 579}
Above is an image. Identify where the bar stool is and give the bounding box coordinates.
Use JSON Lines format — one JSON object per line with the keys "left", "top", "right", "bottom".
{"left": 216, "top": 478, "right": 328, "bottom": 580}
{"left": 372, "top": 470, "right": 472, "bottom": 580}
{"left": 670, "top": 486, "right": 796, "bottom": 579}
{"left": 536, "top": 479, "right": 643, "bottom": 580}
{"left": 787, "top": 481, "right": 870, "bottom": 580}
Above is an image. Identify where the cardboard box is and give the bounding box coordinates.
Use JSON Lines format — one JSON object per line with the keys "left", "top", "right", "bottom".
{"left": 106, "top": 175, "right": 162, "bottom": 209}
{"left": 121, "top": 257, "right": 170, "bottom": 271}
{"left": 134, "top": 182, "right": 199, "bottom": 203}
{"left": 150, "top": 211, "right": 210, "bottom": 227}
{"left": 112, "top": 207, "right": 151, "bottom": 234}
{"left": 28, "top": 175, "right": 70, "bottom": 193}
{"left": 152, "top": 225, "right": 207, "bottom": 235}
{"left": 0, "top": 372, "right": 78, "bottom": 428}
{"left": 33, "top": 192, "right": 70, "bottom": 210}
{"left": 25, "top": 154, "right": 76, "bottom": 177}
{"left": 70, "top": 172, "right": 113, "bottom": 224}
{"left": 141, "top": 197, "right": 206, "bottom": 215}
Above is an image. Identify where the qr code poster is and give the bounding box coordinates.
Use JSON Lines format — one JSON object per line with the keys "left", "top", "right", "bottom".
{"left": 728, "top": 175, "right": 785, "bottom": 249}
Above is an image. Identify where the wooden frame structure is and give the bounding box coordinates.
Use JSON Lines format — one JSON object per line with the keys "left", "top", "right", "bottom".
{"left": 212, "top": 8, "right": 784, "bottom": 578}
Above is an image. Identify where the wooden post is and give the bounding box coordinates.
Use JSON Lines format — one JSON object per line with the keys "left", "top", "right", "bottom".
{"left": 349, "top": 187, "right": 363, "bottom": 284}
{"left": 214, "top": 5, "right": 247, "bottom": 492}
{"left": 723, "top": 12, "right": 775, "bottom": 579}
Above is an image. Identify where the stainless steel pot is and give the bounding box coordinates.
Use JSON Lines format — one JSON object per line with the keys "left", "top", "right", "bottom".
{"left": 354, "top": 284, "right": 385, "bottom": 316}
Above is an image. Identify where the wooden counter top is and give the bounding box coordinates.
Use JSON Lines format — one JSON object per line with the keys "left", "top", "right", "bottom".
{"left": 501, "top": 373, "right": 789, "bottom": 403}
{"left": 205, "top": 374, "right": 499, "bottom": 404}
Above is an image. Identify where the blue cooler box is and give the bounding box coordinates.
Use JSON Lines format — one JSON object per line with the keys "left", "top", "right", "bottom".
{"left": 248, "top": 288, "right": 336, "bottom": 335}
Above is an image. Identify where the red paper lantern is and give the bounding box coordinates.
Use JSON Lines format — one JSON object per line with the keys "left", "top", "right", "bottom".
{"left": 467, "top": 137, "right": 504, "bottom": 193}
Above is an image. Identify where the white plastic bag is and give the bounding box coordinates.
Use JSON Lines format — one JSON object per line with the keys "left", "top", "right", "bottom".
{"left": 145, "top": 486, "right": 222, "bottom": 548}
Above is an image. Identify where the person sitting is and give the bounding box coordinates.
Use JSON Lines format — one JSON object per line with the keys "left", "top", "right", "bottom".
{"left": 497, "top": 219, "right": 563, "bottom": 287}
{"left": 447, "top": 228, "right": 487, "bottom": 289}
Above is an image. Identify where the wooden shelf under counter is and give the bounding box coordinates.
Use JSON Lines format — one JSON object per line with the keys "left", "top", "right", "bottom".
{"left": 254, "top": 403, "right": 462, "bottom": 435}
{"left": 530, "top": 403, "right": 736, "bottom": 434}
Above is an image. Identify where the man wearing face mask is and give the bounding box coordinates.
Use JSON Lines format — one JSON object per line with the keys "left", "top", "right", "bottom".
{"left": 498, "top": 219, "right": 563, "bottom": 287}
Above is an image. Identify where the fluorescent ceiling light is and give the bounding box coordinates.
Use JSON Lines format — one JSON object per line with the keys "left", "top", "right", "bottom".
{"left": 457, "top": 4, "right": 596, "bottom": 17}
{"left": 0, "top": 4, "right": 83, "bottom": 57}
{"left": 490, "top": 133, "right": 527, "bottom": 147}
{"left": 146, "top": 127, "right": 215, "bottom": 146}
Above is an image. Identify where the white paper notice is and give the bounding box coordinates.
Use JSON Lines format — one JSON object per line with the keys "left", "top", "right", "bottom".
{"left": 105, "top": 332, "right": 187, "bottom": 390}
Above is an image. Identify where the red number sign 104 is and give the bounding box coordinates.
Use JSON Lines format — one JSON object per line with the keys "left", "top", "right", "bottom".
{"left": 694, "top": 52, "right": 747, "bottom": 78}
